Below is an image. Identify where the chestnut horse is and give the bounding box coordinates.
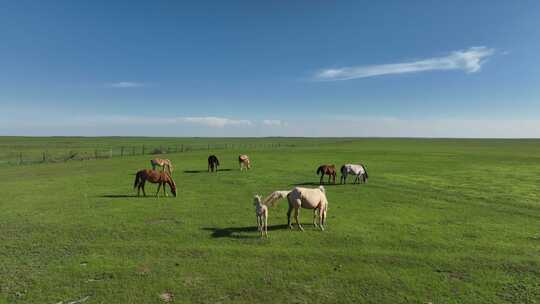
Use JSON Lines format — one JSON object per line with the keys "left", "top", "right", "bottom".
{"left": 133, "top": 169, "right": 177, "bottom": 197}
{"left": 316, "top": 164, "right": 336, "bottom": 184}
{"left": 208, "top": 155, "right": 220, "bottom": 172}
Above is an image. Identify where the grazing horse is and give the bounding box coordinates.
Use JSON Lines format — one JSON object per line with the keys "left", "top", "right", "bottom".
{"left": 133, "top": 169, "right": 177, "bottom": 197}
{"left": 150, "top": 158, "right": 173, "bottom": 175}
{"left": 316, "top": 164, "right": 336, "bottom": 184}
{"left": 340, "top": 164, "right": 369, "bottom": 184}
{"left": 239, "top": 155, "right": 251, "bottom": 171}
{"left": 253, "top": 195, "right": 268, "bottom": 237}
{"left": 208, "top": 155, "right": 220, "bottom": 172}
{"left": 263, "top": 186, "right": 329, "bottom": 231}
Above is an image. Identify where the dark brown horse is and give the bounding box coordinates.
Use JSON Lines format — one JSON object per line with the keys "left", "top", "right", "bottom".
{"left": 316, "top": 164, "right": 336, "bottom": 184}
{"left": 133, "top": 169, "right": 177, "bottom": 197}
{"left": 208, "top": 155, "right": 220, "bottom": 172}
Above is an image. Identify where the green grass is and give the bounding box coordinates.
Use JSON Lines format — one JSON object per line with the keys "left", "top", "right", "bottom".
{"left": 0, "top": 137, "right": 539, "bottom": 303}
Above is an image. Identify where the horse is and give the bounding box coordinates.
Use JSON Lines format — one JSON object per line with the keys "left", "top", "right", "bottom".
{"left": 239, "top": 155, "right": 251, "bottom": 171}
{"left": 150, "top": 158, "right": 173, "bottom": 175}
{"left": 316, "top": 164, "right": 336, "bottom": 184}
{"left": 340, "top": 164, "right": 369, "bottom": 184}
{"left": 208, "top": 155, "right": 220, "bottom": 172}
{"left": 253, "top": 195, "right": 268, "bottom": 237}
{"left": 263, "top": 186, "right": 328, "bottom": 231}
{"left": 133, "top": 169, "right": 177, "bottom": 197}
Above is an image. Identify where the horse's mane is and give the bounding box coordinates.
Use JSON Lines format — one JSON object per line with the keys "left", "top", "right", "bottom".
{"left": 262, "top": 190, "right": 290, "bottom": 207}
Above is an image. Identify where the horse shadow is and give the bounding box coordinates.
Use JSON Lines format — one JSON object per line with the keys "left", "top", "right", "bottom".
{"left": 99, "top": 194, "right": 138, "bottom": 198}
{"left": 99, "top": 194, "right": 175, "bottom": 198}
{"left": 291, "top": 182, "right": 341, "bottom": 187}
{"left": 202, "top": 225, "right": 289, "bottom": 238}
{"left": 183, "top": 169, "right": 233, "bottom": 173}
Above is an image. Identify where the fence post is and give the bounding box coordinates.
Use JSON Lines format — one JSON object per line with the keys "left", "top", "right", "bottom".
{"left": 42, "top": 151, "right": 46, "bottom": 163}
{"left": 120, "top": 146, "right": 124, "bottom": 157}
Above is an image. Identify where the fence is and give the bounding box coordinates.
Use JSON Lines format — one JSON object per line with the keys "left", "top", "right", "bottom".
{"left": 0, "top": 142, "right": 293, "bottom": 166}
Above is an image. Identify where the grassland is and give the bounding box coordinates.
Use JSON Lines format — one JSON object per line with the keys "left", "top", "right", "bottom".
{"left": 0, "top": 137, "right": 539, "bottom": 303}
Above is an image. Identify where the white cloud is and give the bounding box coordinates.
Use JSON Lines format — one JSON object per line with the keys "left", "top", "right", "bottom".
{"left": 262, "top": 119, "right": 286, "bottom": 127}
{"left": 107, "top": 81, "right": 145, "bottom": 88}
{"left": 179, "top": 116, "right": 252, "bottom": 128}
{"left": 314, "top": 46, "right": 495, "bottom": 81}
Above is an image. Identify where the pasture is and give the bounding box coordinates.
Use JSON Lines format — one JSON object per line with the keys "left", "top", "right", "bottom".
{"left": 1, "top": 137, "right": 539, "bottom": 303}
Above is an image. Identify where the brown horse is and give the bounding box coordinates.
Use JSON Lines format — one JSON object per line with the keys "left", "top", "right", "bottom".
{"left": 316, "top": 164, "right": 336, "bottom": 184}
{"left": 208, "top": 155, "right": 220, "bottom": 172}
{"left": 133, "top": 169, "right": 177, "bottom": 197}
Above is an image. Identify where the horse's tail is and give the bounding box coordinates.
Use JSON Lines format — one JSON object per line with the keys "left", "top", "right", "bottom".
{"left": 362, "top": 164, "right": 369, "bottom": 180}
{"left": 133, "top": 171, "right": 142, "bottom": 189}
{"left": 316, "top": 166, "right": 323, "bottom": 175}
{"left": 263, "top": 190, "right": 291, "bottom": 207}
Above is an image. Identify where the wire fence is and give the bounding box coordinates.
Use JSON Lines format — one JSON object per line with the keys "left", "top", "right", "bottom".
{"left": 0, "top": 142, "right": 294, "bottom": 166}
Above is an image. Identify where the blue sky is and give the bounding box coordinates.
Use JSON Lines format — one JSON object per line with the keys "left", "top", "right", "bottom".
{"left": 1, "top": 1, "right": 539, "bottom": 137}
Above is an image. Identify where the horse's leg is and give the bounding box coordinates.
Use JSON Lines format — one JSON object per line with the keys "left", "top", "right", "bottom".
{"left": 319, "top": 209, "right": 325, "bottom": 231}
{"left": 312, "top": 209, "right": 318, "bottom": 227}
{"left": 322, "top": 207, "right": 327, "bottom": 229}
{"left": 318, "top": 204, "right": 325, "bottom": 230}
{"left": 287, "top": 206, "right": 293, "bottom": 229}
{"left": 156, "top": 183, "right": 162, "bottom": 197}
{"left": 264, "top": 214, "right": 268, "bottom": 237}
{"left": 327, "top": 174, "right": 331, "bottom": 184}
{"left": 163, "top": 182, "right": 168, "bottom": 197}
{"left": 294, "top": 208, "right": 303, "bottom": 231}
{"left": 142, "top": 181, "right": 146, "bottom": 197}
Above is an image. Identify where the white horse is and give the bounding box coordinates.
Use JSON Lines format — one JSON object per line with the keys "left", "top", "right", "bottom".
{"left": 253, "top": 195, "right": 268, "bottom": 237}
{"left": 340, "top": 164, "right": 368, "bottom": 184}
{"left": 239, "top": 155, "right": 251, "bottom": 171}
{"left": 263, "top": 186, "right": 328, "bottom": 231}
{"left": 150, "top": 158, "right": 174, "bottom": 175}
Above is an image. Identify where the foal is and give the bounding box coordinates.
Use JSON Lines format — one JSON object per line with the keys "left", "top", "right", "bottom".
{"left": 133, "top": 169, "right": 177, "bottom": 197}
{"left": 253, "top": 195, "right": 268, "bottom": 237}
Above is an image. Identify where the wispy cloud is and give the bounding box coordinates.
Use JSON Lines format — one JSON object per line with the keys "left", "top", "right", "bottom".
{"left": 262, "top": 119, "right": 287, "bottom": 127}
{"left": 314, "top": 46, "right": 495, "bottom": 81}
{"left": 179, "top": 116, "right": 252, "bottom": 128}
{"left": 107, "top": 81, "right": 146, "bottom": 88}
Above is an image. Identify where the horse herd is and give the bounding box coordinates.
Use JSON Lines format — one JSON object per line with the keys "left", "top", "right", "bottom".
{"left": 133, "top": 155, "right": 369, "bottom": 238}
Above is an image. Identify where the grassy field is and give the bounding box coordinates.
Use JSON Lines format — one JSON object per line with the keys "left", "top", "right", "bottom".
{"left": 1, "top": 137, "right": 539, "bottom": 303}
